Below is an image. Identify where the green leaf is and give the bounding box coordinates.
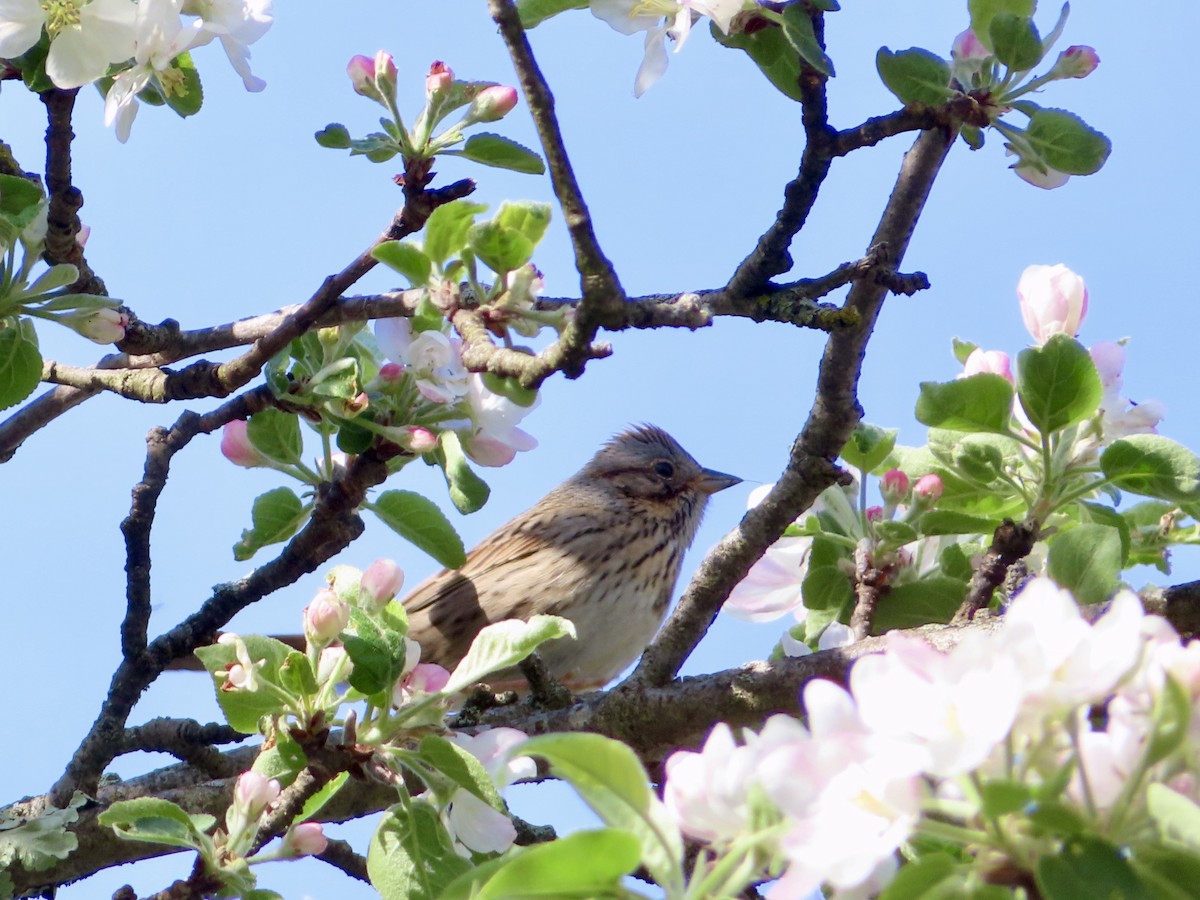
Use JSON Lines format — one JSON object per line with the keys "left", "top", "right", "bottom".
{"left": 441, "top": 829, "right": 641, "bottom": 899}
{"left": 467, "top": 220, "right": 535, "bottom": 275}
{"left": 368, "top": 802, "right": 472, "bottom": 900}
{"left": 1036, "top": 836, "right": 1154, "bottom": 900}
{"left": 979, "top": 780, "right": 1033, "bottom": 818}
{"left": 989, "top": 13, "right": 1043, "bottom": 70}
{"left": 194, "top": 634, "right": 298, "bottom": 733}
{"left": 1148, "top": 783, "right": 1200, "bottom": 854}
{"left": 801, "top": 535, "right": 853, "bottom": 612}
{"left": 299, "top": 771, "right": 350, "bottom": 822}
{"left": 873, "top": 577, "right": 967, "bottom": 631}
{"left": 233, "top": 486, "right": 310, "bottom": 561}
{"left": 1023, "top": 105, "right": 1112, "bottom": 176}
{"left": 343, "top": 608, "right": 411, "bottom": 695}
{"left": 968, "top": 0, "right": 1035, "bottom": 50}
{"left": 417, "top": 736, "right": 506, "bottom": 811}
{"left": 481, "top": 372, "right": 538, "bottom": 408}
{"left": 435, "top": 431, "right": 491, "bottom": 515}
{"left": 23, "top": 263, "right": 79, "bottom": 297}
{"left": 1145, "top": 676, "right": 1193, "bottom": 768}
{"left": 0, "top": 324, "right": 42, "bottom": 411}
{"left": 278, "top": 650, "right": 319, "bottom": 697}
{"left": 1130, "top": 846, "right": 1200, "bottom": 900}
{"left": 1028, "top": 798, "right": 1088, "bottom": 836}
{"left": 371, "top": 490, "right": 467, "bottom": 568}
{"left": 1016, "top": 334, "right": 1102, "bottom": 435}
{"left": 0, "top": 792, "right": 85, "bottom": 872}
{"left": 423, "top": 200, "right": 488, "bottom": 267}
{"left": 1079, "top": 501, "right": 1131, "bottom": 565}
{"left": 443, "top": 615, "right": 576, "bottom": 695}
{"left": 452, "top": 133, "right": 545, "bottom": 175}
{"left": 840, "top": 423, "right": 897, "bottom": 474}
{"left": 952, "top": 337, "right": 979, "bottom": 365}
{"left": 939, "top": 542, "right": 974, "bottom": 581}
{"left": 780, "top": 4, "right": 835, "bottom": 76}
{"left": 246, "top": 408, "right": 303, "bottom": 465}
{"left": 253, "top": 727, "right": 308, "bottom": 785}
{"left": 518, "top": 733, "right": 684, "bottom": 895}
{"left": 878, "top": 852, "right": 960, "bottom": 900}
{"left": 162, "top": 51, "right": 203, "bottom": 118}
{"left": 517, "top": 0, "right": 588, "bottom": 27}
{"left": 97, "top": 798, "right": 214, "bottom": 850}
{"left": 876, "top": 48, "right": 953, "bottom": 107}
{"left": 1047, "top": 523, "right": 1122, "bottom": 604}
{"left": 0, "top": 174, "right": 44, "bottom": 223}
{"left": 315, "top": 123, "right": 352, "bottom": 149}
{"left": 915, "top": 374, "right": 1014, "bottom": 433}
{"left": 874, "top": 520, "right": 918, "bottom": 547}
{"left": 373, "top": 240, "right": 433, "bottom": 287}
{"left": 1101, "top": 435, "right": 1200, "bottom": 503}
{"left": 919, "top": 510, "right": 1001, "bottom": 537}
{"left": 494, "top": 200, "right": 552, "bottom": 248}
{"left": 711, "top": 19, "right": 803, "bottom": 102}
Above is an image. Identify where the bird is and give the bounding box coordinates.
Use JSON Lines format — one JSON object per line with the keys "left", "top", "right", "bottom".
{"left": 400, "top": 424, "right": 740, "bottom": 689}
{"left": 179, "top": 426, "right": 740, "bottom": 689}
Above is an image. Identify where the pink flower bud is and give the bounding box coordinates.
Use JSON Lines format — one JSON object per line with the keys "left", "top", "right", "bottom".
{"left": 464, "top": 85, "right": 518, "bottom": 124}
{"left": 304, "top": 588, "right": 349, "bottom": 644}
{"left": 950, "top": 29, "right": 989, "bottom": 60}
{"left": 75, "top": 224, "right": 91, "bottom": 248}
{"left": 880, "top": 469, "right": 910, "bottom": 502}
{"left": 346, "top": 391, "right": 370, "bottom": 414}
{"left": 378, "top": 362, "right": 404, "bottom": 381}
{"left": 426, "top": 60, "right": 453, "bottom": 99}
{"left": 220, "top": 420, "right": 265, "bottom": 468}
{"left": 347, "top": 55, "right": 377, "bottom": 96}
{"left": 374, "top": 50, "right": 398, "bottom": 102}
{"left": 362, "top": 558, "right": 404, "bottom": 607}
{"left": 1055, "top": 45, "right": 1099, "bottom": 79}
{"left": 404, "top": 426, "right": 438, "bottom": 454}
{"left": 1017, "top": 264, "right": 1088, "bottom": 344}
{"left": 394, "top": 662, "right": 451, "bottom": 704}
{"left": 76, "top": 307, "right": 128, "bottom": 344}
{"left": 913, "top": 474, "right": 944, "bottom": 505}
{"left": 963, "top": 348, "right": 1014, "bottom": 383}
{"left": 284, "top": 822, "right": 328, "bottom": 857}
{"left": 234, "top": 771, "right": 280, "bottom": 817}
{"left": 865, "top": 505, "right": 884, "bottom": 523}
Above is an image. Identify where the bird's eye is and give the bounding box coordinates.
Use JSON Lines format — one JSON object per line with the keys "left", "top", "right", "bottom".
{"left": 654, "top": 461, "right": 675, "bottom": 479}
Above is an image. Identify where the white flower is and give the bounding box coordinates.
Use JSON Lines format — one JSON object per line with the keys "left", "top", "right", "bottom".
{"left": 0, "top": 0, "right": 137, "bottom": 89}
{"left": 183, "top": 0, "right": 272, "bottom": 91}
{"left": 725, "top": 535, "right": 811, "bottom": 622}
{"left": 458, "top": 374, "right": 538, "bottom": 467}
{"left": 590, "top": 0, "right": 746, "bottom": 96}
{"left": 663, "top": 723, "right": 758, "bottom": 843}
{"left": 852, "top": 632, "right": 1022, "bottom": 777}
{"left": 445, "top": 728, "right": 535, "bottom": 854}
{"left": 104, "top": 0, "right": 204, "bottom": 142}
{"left": 375, "top": 317, "right": 470, "bottom": 404}
{"left": 1017, "top": 263, "right": 1088, "bottom": 345}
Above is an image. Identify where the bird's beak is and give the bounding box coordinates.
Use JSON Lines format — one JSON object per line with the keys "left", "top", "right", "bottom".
{"left": 696, "top": 468, "right": 742, "bottom": 495}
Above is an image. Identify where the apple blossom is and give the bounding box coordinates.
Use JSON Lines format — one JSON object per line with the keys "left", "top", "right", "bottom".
{"left": 71, "top": 306, "right": 129, "bottom": 343}
{"left": 458, "top": 373, "right": 538, "bottom": 467}
{"left": 361, "top": 558, "right": 404, "bottom": 607}
{"left": 317, "top": 645, "right": 352, "bottom": 684}
{"left": 282, "top": 821, "right": 328, "bottom": 857}
{"left": 233, "top": 770, "right": 280, "bottom": 817}
{"left": 426, "top": 60, "right": 453, "bottom": 100}
{"left": 220, "top": 420, "right": 265, "bottom": 467}
{"left": 663, "top": 723, "right": 758, "bottom": 843}
{"left": 1017, "top": 263, "right": 1088, "bottom": 344}
{"left": 950, "top": 28, "right": 988, "bottom": 61}
{"left": 912, "top": 473, "right": 943, "bottom": 505}
{"left": 446, "top": 728, "right": 535, "bottom": 854}
{"left": 375, "top": 318, "right": 471, "bottom": 403}
{"left": 1090, "top": 340, "right": 1126, "bottom": 393}
{"left": 962, "top": 348, "right": 1013, "bottom": 383}
{"left": 590, "top": 0, "right": 747, "bottom": 97}
{"left": 461, "top": 84, "right": 518, "bottom": 125}
{"left": 1012, "top": 158, "right": 1072, "bottom": 190}
{"left": 1052, "top": 45, "right": 1100, "bottom": 79}
{"left": 304, "top": 588, "right": 349, "bottom": 644}
{"left": 879, "top": 468, "right": 909, "bottom": 503}
{"left": 724, "top": 535, "right": 811, "bottom": 622}
{"left": 0, "top": 0, "right": 137, "bottom": 90}
{"left": 393, "top": 662, "right": 451, "bottom": 705}
{"left": 185, "top": 0, "right": 273, "bottom": 92}
{"left": 347, "top": 54, "right": 378, "bottom": 99}
{"left": 104, "top": 0, "right": 205, "bottom": 142}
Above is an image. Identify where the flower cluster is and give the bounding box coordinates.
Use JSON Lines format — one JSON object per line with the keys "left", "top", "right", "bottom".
{"left": 667, "top": 579, "right": 1200, "bottom": 897}
{"left": 0, "top": 0, "right": 273, "bottom": 141}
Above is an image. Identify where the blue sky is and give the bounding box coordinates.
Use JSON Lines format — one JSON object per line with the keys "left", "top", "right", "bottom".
{"left": 4, "top": 2, "right": 1199, "bottom": 896}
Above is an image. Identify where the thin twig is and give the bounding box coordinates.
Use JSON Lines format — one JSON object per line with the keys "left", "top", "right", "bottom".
{"left": 952, "top": 518, "right": 1039, "bottom": 623}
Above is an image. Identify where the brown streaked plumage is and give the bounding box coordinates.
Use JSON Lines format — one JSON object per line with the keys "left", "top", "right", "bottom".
{"left": 403, "top": 424, "right": 740, "bottom": 688}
